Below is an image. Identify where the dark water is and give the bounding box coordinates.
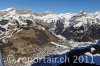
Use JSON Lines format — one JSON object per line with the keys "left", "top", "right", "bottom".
{"left": 32, "top": 54, "right": 67, "bottom": 66}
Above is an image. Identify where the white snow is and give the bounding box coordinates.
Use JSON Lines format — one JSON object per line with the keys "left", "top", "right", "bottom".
{"left": 80, "top": 52, "right": 100, "bottom": 65}
{"left": 91, "top": 47, "right": 95, "bottom": 53}
{"left": 0, "top": 8, "right": 14, "bottom": 12}
{"left": 51, "top": 42, "right": 69, "bottom": 49}
{"left": 73, "top": 22, "right": 83, "bottom": 28}
{"left": 56, "top": 50, "right": 70, "bottom": 55}
{"left": 85, "top": 52, "right": 93, "bottom": 56}
{"left": 55, "top": 35, "right": 66, "bottom": 40}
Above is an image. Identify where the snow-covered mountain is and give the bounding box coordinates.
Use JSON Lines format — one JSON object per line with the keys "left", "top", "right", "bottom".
{"left": 1, "top": 8, "right": 100, "bottom": 42}
{"left": 0, "top": 8, "right": 100, "bottom": 66}
{"left": 37, "top": 10, "right": 100, "bottom": 42}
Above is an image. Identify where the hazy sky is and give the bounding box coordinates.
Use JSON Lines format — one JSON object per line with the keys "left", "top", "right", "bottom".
{"left": 0, "top": 0, "right": 100, "bottom": 13}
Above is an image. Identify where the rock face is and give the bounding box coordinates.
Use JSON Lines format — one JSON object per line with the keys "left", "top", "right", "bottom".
{"left": 55, "top": 20, "right": 64, "bottom": 35}
{"left": 2, "top": 27, "right": 61, "bottom": 66}
{"left": 61, "top": 24, "right": 100, "bottom": 42}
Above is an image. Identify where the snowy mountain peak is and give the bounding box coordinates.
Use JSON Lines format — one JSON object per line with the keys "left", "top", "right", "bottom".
{"left": 80, "top": 10, "right": 86, "bottom": 14}
{"left": 43, "top": 11, "right": 53, "bottom": 14}
{"left": 0, "top": 7, "right": 16, "bottom": 12}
